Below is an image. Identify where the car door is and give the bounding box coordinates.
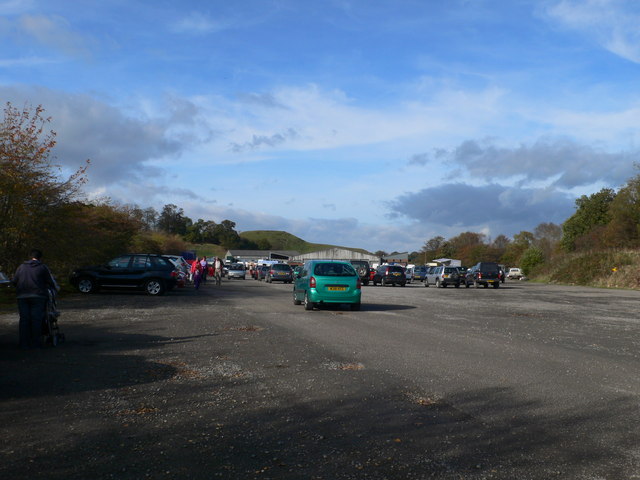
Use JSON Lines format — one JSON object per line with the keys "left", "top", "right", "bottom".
{"left": 294, "top": 262, "right": 310, "bottom": 299}
{"left": 125, "top": 254, "right": 150, "bottom": 287}
{"left": 99, "top": 255, "right": 134, "bottom": 287}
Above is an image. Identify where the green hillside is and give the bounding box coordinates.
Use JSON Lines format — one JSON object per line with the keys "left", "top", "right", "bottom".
{"left": 239, "top": 230, "right": 371, "bottom": 255}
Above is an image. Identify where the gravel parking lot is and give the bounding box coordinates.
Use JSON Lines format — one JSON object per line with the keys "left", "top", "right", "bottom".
{"left": 1, "top": 279, "right": 640, "bottom": 479}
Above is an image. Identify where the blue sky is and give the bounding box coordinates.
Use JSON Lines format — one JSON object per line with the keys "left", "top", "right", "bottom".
{"left": 2, "top": 0, "right": 640, "bottom": 253}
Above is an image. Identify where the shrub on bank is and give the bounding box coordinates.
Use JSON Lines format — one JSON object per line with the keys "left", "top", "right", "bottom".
{"left": 534, "top": 249, "right": 640, "bottom": 288}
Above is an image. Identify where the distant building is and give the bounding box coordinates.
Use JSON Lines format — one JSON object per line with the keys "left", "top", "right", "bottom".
{"left": 382, "top": 252, "right": 409, "bottom": 265}
{"left": 290, "top": 248, "right": 379, "bottom": 263}
{"left": 225, "top": 250, "right": 300, "bottom": 264}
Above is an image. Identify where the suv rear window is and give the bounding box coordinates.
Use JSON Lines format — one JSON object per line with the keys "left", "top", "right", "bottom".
{"left": 314, "top": 263, "right": 356, "bottom": 276}
{"left": 480, "top": 263, "right": 499, "bottom": 272}
{"left": 272, "top": 264, "right": 290, "bottom": 271}
{"left": 444, "top": 267, "right": 457, "bottom": 274}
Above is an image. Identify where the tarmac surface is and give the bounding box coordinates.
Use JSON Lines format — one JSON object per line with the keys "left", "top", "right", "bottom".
{"left": 1, "top": 278, "right": 640, "bottom": 479}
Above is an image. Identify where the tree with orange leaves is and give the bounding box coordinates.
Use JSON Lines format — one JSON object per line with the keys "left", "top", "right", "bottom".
{"left": 0, "top": 102, "right": 88, "bottom": 272}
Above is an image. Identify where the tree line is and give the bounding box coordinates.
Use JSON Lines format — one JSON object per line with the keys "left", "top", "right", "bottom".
{"left": 0, "top": 103, "right": 265, "bottom": 276}
{"left": 409, "top": 172, "right": 640, "bottom": 274}
{"left": 2, "top": 103, "right": 639, "bottom": 279}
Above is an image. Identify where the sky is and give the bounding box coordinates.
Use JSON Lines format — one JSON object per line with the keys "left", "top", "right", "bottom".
{"left": 2, "top": 0, "right": 640, "bottom": 253}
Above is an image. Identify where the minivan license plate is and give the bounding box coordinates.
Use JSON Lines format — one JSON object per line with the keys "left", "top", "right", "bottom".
{"left": 328, "top": 286, "right": 346, "bottom": 291}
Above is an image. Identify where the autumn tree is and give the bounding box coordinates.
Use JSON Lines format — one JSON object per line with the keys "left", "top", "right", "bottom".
{"left": 0, "top": 103, "right": 87, "bottom": 272}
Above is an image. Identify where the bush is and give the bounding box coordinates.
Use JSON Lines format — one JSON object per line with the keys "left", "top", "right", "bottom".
{"left": 520, "top": 247, "right": 544, "bottom": 276}
{"left": 547, "top": 250, "right": 636, "bottom": 286}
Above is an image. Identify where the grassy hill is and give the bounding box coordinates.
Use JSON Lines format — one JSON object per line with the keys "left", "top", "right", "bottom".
{"left": 239, "top": 230, "right": 372, "bottom": 255}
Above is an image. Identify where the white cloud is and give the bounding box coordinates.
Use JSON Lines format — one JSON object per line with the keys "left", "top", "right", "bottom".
{"left": 0, "top": 0, "right": 34, "bottom": 15}
{"left": 547, "top": 0, "right": 640, "bottom": 63}
{"left": 171, "top": 12, "right": 227, "bottom": 35}
{"left": 18, "top": 14, "right": 92, "bottom": 59}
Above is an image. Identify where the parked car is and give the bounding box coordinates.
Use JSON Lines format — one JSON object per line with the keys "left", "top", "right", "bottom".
{"left": 413, "top": 265, "right": 428, "bottom": 282}
{"left": 458, "top": 267, "right": 471, "bottom": 286}
{"left": 266, "top": 263, "right": 293, "bottom": 283}
{"left": 404, "top": 266, "right": 414, "bottom": 283}
{"left": 69, "top": 254, "right": 179, "bottom": 295}
{"left": 163, "top": 255, "right": 191, "bottom": 286}
{"left": 257, "top": 265, "right": 270, "bottom": 281}
{"left": 465, "top": 262, "right": 501, "bottom": 288}
{"left": 292, "top": 265, "right": 304, "bottom": 279}
{"left": 164, "top": 255, "right": 190, "bottom": 274}
{"left": 423, "top": 265, "right": 461, "bottom": 288}
{"left": 507, "top": 267, "right": 523, "bottom": 280}
{"left": 498, "top": 264, "right": 506, "bottom": 283}
{"left": 372, "top": 264, "right": 406, "bottom": 287}
{"left": 349, "top": 260, "right": 371, "bottom": 286}
{"left": 226, "top": 263, "right": 246, "bottom": 279}
{"left": 293, "top": 260, "right": 361, "bottom": 311}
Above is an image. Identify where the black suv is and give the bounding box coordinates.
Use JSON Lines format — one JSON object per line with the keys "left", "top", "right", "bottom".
{"left": 349, "top": 260, "right": 371, "bottom": 286}
{"left": 465, "top": 262, "right": 501, "bottom": 289}
{"left": 69, "top": 254, "right": 179, "bottom": 296}
{"left": 373, "top": 264, "right": 406, "bottom": 287}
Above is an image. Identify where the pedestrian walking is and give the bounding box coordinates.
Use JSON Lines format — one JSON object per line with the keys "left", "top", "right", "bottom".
{"left": 11, "top": 249, "right": 58, "bottom": 349}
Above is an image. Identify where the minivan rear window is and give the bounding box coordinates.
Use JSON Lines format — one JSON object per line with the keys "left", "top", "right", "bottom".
{"left": 314, "top": 263, "right": 356, "bottom": 277}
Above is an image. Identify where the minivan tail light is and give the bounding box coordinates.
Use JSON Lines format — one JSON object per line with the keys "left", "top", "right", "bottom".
{"left": 356, "top": 278, "right": 362, "bottom": 290}
{"left": 478, "top": 272, "right": 482, "bottom": 279}
{"left": 310, "top": 276, "right": 316, "bottom": 288}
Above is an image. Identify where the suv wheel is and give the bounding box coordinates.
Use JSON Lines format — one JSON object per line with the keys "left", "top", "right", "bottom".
{"left": 77, "top": 277, "right": 96, "bottom": 294}
{"left": 145, "top": 279, "right": 165, "bottom": 296}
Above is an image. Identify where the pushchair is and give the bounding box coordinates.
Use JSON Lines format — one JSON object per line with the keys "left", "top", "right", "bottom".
{"left": 43, "top": 287, "right": 65, "bottom": 346}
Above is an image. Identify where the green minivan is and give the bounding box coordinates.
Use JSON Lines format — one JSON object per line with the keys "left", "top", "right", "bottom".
{"left": 293, "top": 260, "right": 362, "bottom": 311}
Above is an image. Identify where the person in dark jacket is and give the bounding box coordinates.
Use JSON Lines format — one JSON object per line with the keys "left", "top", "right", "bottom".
{"left": 11, "top": 249, "right": 58, "bottom": 349}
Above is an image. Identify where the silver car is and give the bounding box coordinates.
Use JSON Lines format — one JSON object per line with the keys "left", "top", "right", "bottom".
{"left": 226, "top": 263, "right": 246, "bottom": 279}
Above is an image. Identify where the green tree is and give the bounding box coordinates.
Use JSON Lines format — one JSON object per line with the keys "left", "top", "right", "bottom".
{"left": 561, "top": 188, "right": 615, "bottom": 251}
{"left": 601, "top": 174, "right": 640, "bottom": 248}
{"left": 214, "top": 220, "right": 241, "bottom": 248}
{"left": 157, "top": 204, "right": 191, "bottom": 236}
{"left": 520, "top": 247, "right": 544, "bottom": 275}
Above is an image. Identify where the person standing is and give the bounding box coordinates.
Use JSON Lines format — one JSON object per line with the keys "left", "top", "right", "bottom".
{"left": 11, "top": 249, "right": 58, "bottom": 349}
{"left": 214, "top": 256, "right": 224, "bottom": 285}
{"left": 200, "top": 256, "right": 208, "bottom": 284}
{"left": 191, "top": 258, "right": 202, "bottom": 290}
